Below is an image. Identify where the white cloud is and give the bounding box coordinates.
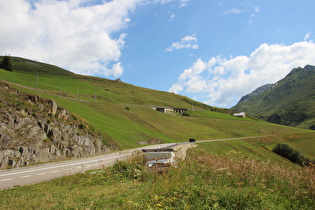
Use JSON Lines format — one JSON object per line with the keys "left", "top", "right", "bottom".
{"left": 111, "top": 62, "right": 124, "bottom": 77}
{"left": 304, "top": 31, "right": 312, "bottom": 41}
{"left": 179, "top": 0, "right": 189, "bottom": 8}
{"left": 248, "top": 6, "right": 260, "bottom": 25}
{"left": 224, "top": 8, "right": 243, "bottom": 15}
{"left": 169, "top": 41, "right": 315, "bottom": 108}
{"left": 170, "top": 13, "right": 175, "bottom": 20}
{"left": 166, "top": 35, "right": 198, "bottom": 52}
{"left": 154, "top": 0, "right": 188, "bottom": 7}
{"left": 169, "top": 83, "right": 183, "bottom": 93}
{"left": 154, "top": 0, "right": 173, "bottom": 4}
{"left": 0, "top": 0, "right": 144, "bottom": 78}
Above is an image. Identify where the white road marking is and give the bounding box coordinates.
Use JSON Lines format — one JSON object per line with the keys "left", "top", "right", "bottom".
{"left": 51, "top": 171, "right": 59, "bottom": 173}
{"left": 0, "top": 154, "right": 127, "bottom": 178}
{"left": 20, "top": 175, "right": 30, "bottom": 179}
{"left": 0, "top": 178, "right": 13, "bottom": 182}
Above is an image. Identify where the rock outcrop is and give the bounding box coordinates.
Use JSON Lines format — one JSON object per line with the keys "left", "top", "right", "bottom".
{"left": 0, "top": 82, "right": 110, "bottom": 169}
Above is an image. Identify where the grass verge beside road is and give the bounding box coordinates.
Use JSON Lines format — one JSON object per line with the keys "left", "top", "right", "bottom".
{"left": 0, "top": 148, "right": 313, "bottom": 209}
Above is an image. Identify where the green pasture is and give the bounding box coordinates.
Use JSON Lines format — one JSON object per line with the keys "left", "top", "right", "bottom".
{"left": 198, "top": 139, "right": 293, "bottom": 165}
{"left": 1, "top": 56, "right": 315, "bottom": 153}
{"left": 264, "top": 133, "right": 315, "bottom": 160}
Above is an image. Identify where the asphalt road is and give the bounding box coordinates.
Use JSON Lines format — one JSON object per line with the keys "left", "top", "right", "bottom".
{"left": 0, "top": 136, "right": 264, "bottom": 190}
{"left": 0, "top": 143, "right": 175, "bottom": 190}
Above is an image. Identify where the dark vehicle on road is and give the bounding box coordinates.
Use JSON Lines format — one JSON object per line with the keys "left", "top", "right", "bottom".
{"left": 189, "top": 138, "right": 196, "bottom": 143}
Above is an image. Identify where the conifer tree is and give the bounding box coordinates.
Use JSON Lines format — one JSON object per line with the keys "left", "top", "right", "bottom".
{"left": 0, "top": 55, "right": 13, "bottom": 71}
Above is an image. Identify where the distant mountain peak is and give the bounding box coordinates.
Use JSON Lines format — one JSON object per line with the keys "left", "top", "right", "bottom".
{"left": 304, "top": 64, "right": 315, "bottom": 70}
{"left": 238, "top": 84, "right": 273, "bottom": 103}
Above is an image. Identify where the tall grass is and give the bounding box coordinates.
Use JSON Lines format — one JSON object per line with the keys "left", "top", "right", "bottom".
{"left": 1, "top": 149, "right": 314, "bottom": 209}
{"left": 135, "top": 149, "right": 315, "bottom": 209}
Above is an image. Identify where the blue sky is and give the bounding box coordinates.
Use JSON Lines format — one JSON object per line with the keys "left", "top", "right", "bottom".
{"left": 1, "top": 0, "right": 315, "bottom": 107}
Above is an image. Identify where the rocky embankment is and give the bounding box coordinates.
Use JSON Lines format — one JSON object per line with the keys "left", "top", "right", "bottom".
{"left": 0, "top": 82, "right": 110, "bottom": 169}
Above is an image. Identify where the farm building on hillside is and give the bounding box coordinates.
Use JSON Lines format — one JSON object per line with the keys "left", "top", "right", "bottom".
{"left": 149, "top": 106, "right": 188, "bottom": 115}
{"left": 173, "top": 108, "right": 188, "bottom": 115}
{"left": 233, "top": 112, "right": 246, "bottom": 118}
{"left": 149, "top": 106, "right": 173, "bottom": 113}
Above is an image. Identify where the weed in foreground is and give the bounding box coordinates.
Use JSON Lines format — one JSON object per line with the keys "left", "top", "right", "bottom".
{"left": 125, "top": 149, "right": 315, "bottom": 209}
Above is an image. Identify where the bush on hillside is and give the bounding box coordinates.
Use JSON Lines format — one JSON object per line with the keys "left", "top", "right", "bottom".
{"left": 182, "top": 111, "right": 190, "bottom": 116}
{"left": 272, "top": 143, "right": 310, "bottom": 166}
{"left": 0, "top": 55, "right": 13, "bottom": 71}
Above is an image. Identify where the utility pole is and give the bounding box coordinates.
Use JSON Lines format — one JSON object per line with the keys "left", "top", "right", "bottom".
{"left": 77, "top": 88, "right": 80, "bottom": 100}
{"left": 35, "top": 72, "right": 38, "bottom": 90}
{"left": 60, "top": 84, "right": 63, "bottom": 97}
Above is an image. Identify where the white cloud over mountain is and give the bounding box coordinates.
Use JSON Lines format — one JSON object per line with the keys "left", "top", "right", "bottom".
{"left": 170, "top": 41, "right": 315, "bottom": 108}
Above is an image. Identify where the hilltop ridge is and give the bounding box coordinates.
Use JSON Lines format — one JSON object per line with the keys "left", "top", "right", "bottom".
{"left": 238, "top": 84, "right": 273, "bottom": 104}
{"left": 233, "top": 65, "right": 315, "bottom": 129}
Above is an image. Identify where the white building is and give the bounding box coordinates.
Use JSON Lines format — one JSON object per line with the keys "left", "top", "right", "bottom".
{"left": 233, "top": 112, "right": 246, "bottom": 118}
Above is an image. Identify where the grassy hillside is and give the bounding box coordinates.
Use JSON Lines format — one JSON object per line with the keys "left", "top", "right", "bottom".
{"left": 0, "top": 56, "right": 213, "bottom": 108}
{"left": 233, "top": 65, "right": 315, "bottom": 129}
{"left": 1, "top": 57, "right": 314, "bottom": 154}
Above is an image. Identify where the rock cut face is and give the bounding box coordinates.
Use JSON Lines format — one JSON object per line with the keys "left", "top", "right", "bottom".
{"left": 0, "top": 82, "right": 110, "bottom": 169}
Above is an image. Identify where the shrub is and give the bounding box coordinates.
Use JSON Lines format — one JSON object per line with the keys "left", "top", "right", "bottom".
{"left": 111, "top": 161, "right": 143, "bottom": 181}
{"left": 78, "top": 123, "right": 86, "bottom": 129}
{"left": 309, "top": 125, "right": 315, "bottom": 130}
{"left": 0, "top": 55, "right": 13, "bottom": 71}
{"left": 182, "top": 111, "right": 190, "bottom": 116}
{"left": 101, "top": 153, "right": 148, "bottom": 183}
{"left": 272, "top": 143, "right": 310, "bottom": 166}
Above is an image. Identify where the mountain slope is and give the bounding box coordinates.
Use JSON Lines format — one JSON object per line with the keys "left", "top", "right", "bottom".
{"left": 0, "top": 57, "right": 259, "bottom": 147}
{"left": 0, "top": 56, "right": 214, "bottom": 109}
{"left": 1, "top": 56, "right": 314, "bottom": 159}
{"left": 238, "top": 84, "right": 273, "bottom": 103}
{"left": 232, "top": 65, "right": 315, "bottom": 129}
